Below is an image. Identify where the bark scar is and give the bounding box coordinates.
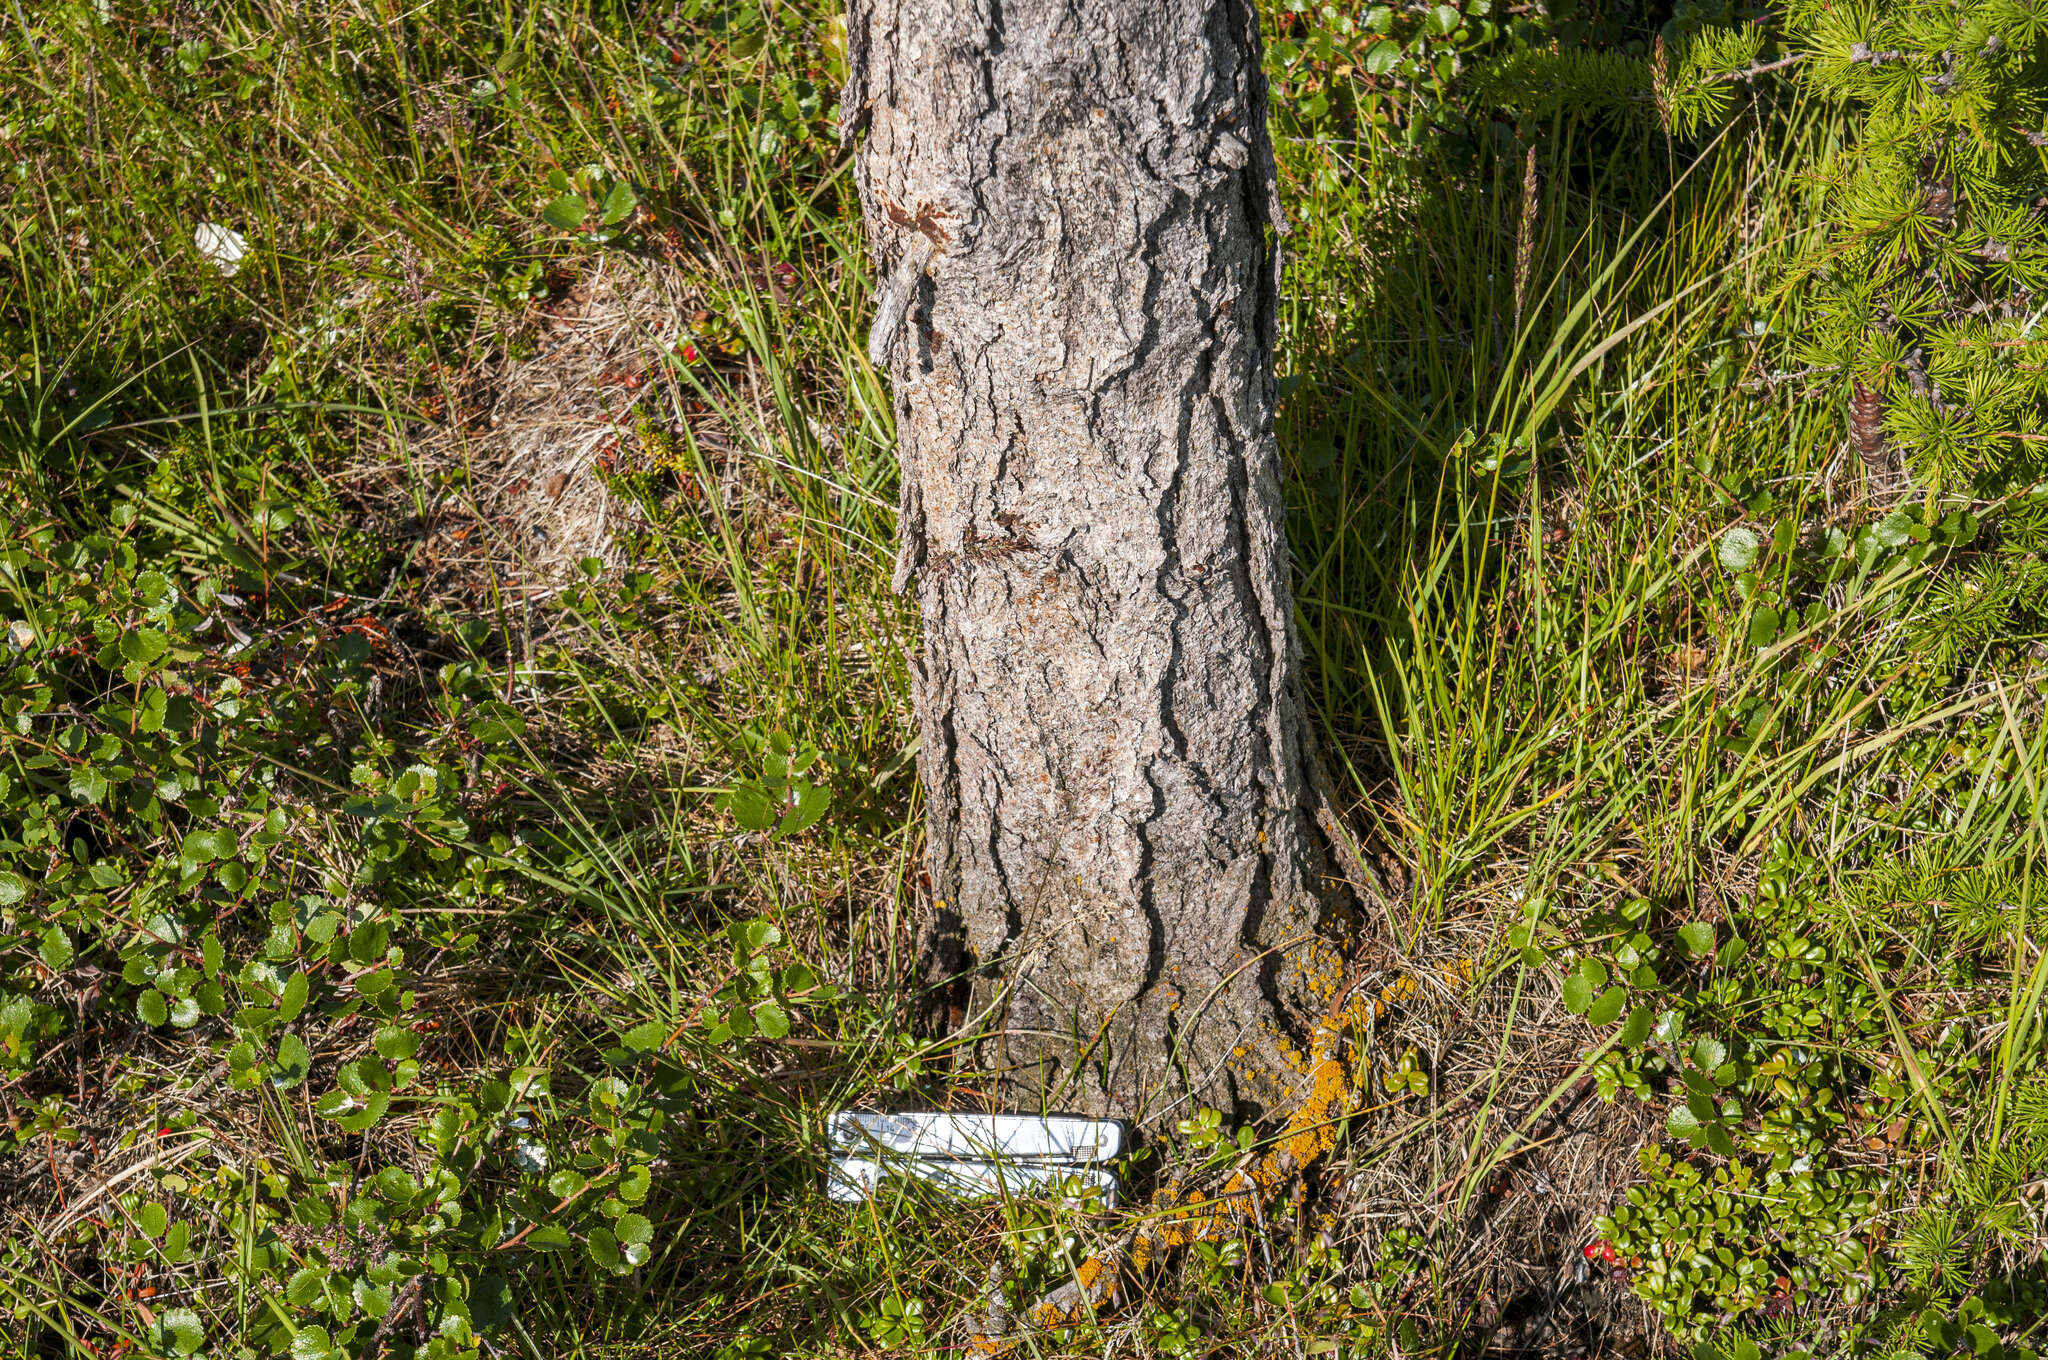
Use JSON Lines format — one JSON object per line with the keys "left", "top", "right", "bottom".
{"left": 884, "top": 195, "right": 955, "bottom": 247}
{"left": 867, "top": 234, "right": 936, "bottom": 370}
{"left": 921, "top": 514, "right": 1038, "bottom": 585}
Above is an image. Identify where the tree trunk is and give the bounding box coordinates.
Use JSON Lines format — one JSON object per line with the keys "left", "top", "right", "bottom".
{"left": 846, "top": 0, "right": 1348, "bottom": 1124}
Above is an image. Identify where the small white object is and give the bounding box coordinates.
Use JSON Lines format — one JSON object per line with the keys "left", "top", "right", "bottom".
{"left": 194, "top": 222, "right": 249, "bottom": 278}
{"left": 827, "top": 1158, "right": 1119, "bottom": 1205}
{"left": 830, "top": 1111, "right": 1123, "bottom": 1162}
{"left": 826, "top": 1112, "right": 1126, "bottom": 1206}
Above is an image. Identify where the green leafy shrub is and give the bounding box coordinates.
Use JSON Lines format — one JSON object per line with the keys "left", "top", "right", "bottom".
{"left": 0, "top": 492, "right": 706, "bottom": 1354}
{"left": 1557, "top": 845, "right": 1895, "bottom": 1332}
{"left": 1559, "top": 830, "right": 2048, "bottom": 1345}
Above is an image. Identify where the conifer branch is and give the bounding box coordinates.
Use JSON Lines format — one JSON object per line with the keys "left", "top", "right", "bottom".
{"left": 1699, "top": 52, "right": 1806, "bottom": 86}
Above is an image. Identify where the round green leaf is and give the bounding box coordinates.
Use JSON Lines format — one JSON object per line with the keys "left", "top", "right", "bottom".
{"left": 374, "top": 1166, "right": 418, "bottom": 1200}
{"left": 779, "top": 781, "right": 832, "bottom": 836}
{"left": 354, "top": 1276, "right": 393, "bottom": 1319}
{"left": 1716, "top": 526, "right": 1759, "bottom": 573}
{"left": 374, "top": 1025, "right": 420, "bottom": 1060}
{"left": 119, "top": 627, "right": 168, "bottom": 666}
{"left": 526, "top": 1223, "right": 572, "bottom": 1251}
{"left": 598, "top": 178, "right": 639, "bottom": 227}
{"left": 1561, "top": 970, "right": 1594, "bottom": 1014}
{"left": 1746, "top": 606, "right": 1780, "bottom": 648}
{"left": 734, "top": 918, "right": 781, "bottom": 952}
{"left": 621, "top": 1020, "right": 667, "bottom": 1052}
{"left": 752, "top": 1000, "right": 790, "bottom": 1039}
{"left": 286, "top": 1266, "right": 328, "bottom": 1306}
{"left": 137, "top": 989, "right": 169, "bottom": 1027}
{"left": 1676, "top": 921, "right": 1716, "bottom": 958}
{"left": 541, "top": 194, "right": 588, "bottom": 230}
{"left": 723, "top": 784, "right": 775, "bottom": 832}
{"left": 150, "top": 1307, "right": 204, "bottom": 1356}
{"left": 273, "top": 1033, "right": 311, "bottom": 1088}
{"left": 1585, "top": 986, "right": 1627, "bottom": 1027}
{"left": 585, "top": 1225, "right": 629, "bottom": 1274}
{"left": 0, "top": 872, "right": 24, "bottom": 906}
{"left": 37, "top": 925, "right": 72, "bottom": 971}
{"left": 291, "top": 1325, "right": 333, "bottom": 1360}
{"left": 69, "top": 765, "right": 109, "bottom": 804}
{"left": 614, "top": 1211, "right": 653, "bottom": 1247}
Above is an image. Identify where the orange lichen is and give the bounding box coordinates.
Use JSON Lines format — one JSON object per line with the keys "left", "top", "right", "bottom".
{"left": 980, "top": 955, "right": 1477, "bottom": 1352}
{"left": 1072, "top": 1254, "right": 1107, "bottom": 1292}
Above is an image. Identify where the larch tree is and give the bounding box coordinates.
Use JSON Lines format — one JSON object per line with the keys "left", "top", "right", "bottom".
{"left": 843, "top": 0, "right": 1363, "bottom": 1124}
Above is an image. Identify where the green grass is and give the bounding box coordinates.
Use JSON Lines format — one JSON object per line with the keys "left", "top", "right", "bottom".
{"left": 4, "top": 2, "right": 2048, "bottom": 1357}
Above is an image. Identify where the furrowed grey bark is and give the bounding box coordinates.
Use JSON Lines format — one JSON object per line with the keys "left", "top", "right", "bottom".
{"left": 848, "top": 0, "right": 1352, "bottom": 1123}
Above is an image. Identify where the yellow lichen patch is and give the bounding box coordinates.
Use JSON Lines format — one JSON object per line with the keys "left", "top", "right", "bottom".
{"left": 979, "top": 954, "right": 1480, "bottom": 1353}
{"left": 1072, "top": 1254, "right": 1107, "bottom": 1293}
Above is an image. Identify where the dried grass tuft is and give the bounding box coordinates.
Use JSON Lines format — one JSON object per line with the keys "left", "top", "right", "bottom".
{"left": 420, "top": 254, "right": 699, "bottom": 590}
